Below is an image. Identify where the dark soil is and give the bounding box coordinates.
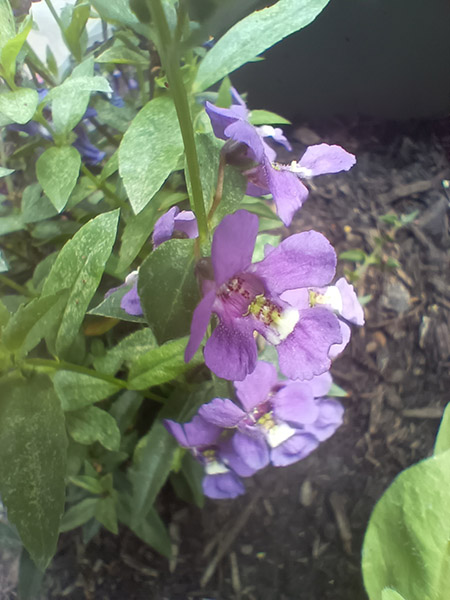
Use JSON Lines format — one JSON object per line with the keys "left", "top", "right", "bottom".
{"left": 4, "top": 117, "right": 450, "bottom": 600}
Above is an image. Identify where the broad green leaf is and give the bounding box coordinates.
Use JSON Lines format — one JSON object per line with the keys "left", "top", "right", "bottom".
{"left": 0, "top": 214, "right": 24, "bottom": 236}
{"left": 36, "top": 146, "right": 81, "bottom": 213}
{"left": 109, "top": 390, "right": 143, "bottom": 434}
{"left": 249, "top": 109, "right": 291, "bottom": 125}
{"left": 0, "top": 88, "right": 39, "bottom": 125}
{"left": 128, "top": 336, "right": 196, "bottom": 390}
{"left": 116, "top": 189, "right": 186, "bottom": 275}
{"left": 138, "top": 238, "right": 199, "bottom": 344}
{"left": 53, "top": 370, "right": 121, "bottom": 411}
{"left": 69, "top": 475, "right": 103, "bottom": 495}
{"left": 119, "top": 96, "right": 184, "bottom": 214}
{"left": 88, "top": 281, "right": 146, "bottom": 324}
{"left": 382, "top": 590, "right": 408, "bottom": 600}
{"left": 126, "top": 505, "right": 172, "bottom": 557}
{"left": 90, "top": 95, "right": 135, "bottom": 133}
{"left": 0, "top": 166, "right": 14, "bottom": 177}
{"left": 49, "top": 57, "right": 112, "bottom": 134}
{"left": 362, "top": 449, "right": 450, "bottom": 600}
{"left": 211, "top": 165, "right": 247, "bottom": 227}
{"left": 59, "top": 497, "right": 98, "bottom": 532}
{"left": 252, "top": 233, "right": 281, "bottom": 262}
{"left": 93, "top": 328, "right": 157, "bottom": 376}
{"left": 42, "top": 210, "right": 120, "bottom": 355}
{"left": 0, "top": 374, "right": 67, "bottom": 570}
{"left": 434, "top": 403, "right": 450, "bottom": 455}
{"left": 339, "top": 249, "right": 367, "bottom": 262}
{"left": 186, "top": 133, "right": 222, "bottom": 214}
{"left": 128, "top": 421, "right": 178, "bottom": 526}
{"left": 2, "top": 290, "right": 68, "bottom": 356}
{"left": 96, "top": 40, "right": 149, "bottom": 65}
{"left": 63, "top": 3, "right": 90, "bottom": 62}
{"left": 170, "top": 453, "right": 204, "bottom": 508}
{"left": 195, "top": 0, "right": 330, "bottom": 91}
{"left": 0, "top": 0, "right": 15, "bottom": 53}
{"left": 18, "top": 548, "right": 44, "bottom": 600}
{"left": 91, "top": 0, "right": 139, "bottom": 27}
{"left": 1, "top": 16, "right": 32, "bottom": 84}
{"left": 21, "top": 183, "right": 58, "bottom": 223}
{"left": 95, "top": 495, "right": 118, "bottom": 534}
{"left": 66, "top": 406, "right": 121, "bottom": 452}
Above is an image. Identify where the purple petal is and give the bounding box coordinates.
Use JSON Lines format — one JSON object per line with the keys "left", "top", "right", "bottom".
{"left": 266, "top": 161, "right": 310, "bottom": 226}
{"left": 271, "top": 433, "right": 319, "bottom": 467}
{"left": 164, "top": 415, "right": 221, "bottom": 448}
{"left": 199, "top": 397, "right": 245, "bottom": 428}
{"left": 185, "top": 289, "right": 216, "bottom": 363}
{"left": 298, "top": 144, "right": 356, "bottom": 177}
{"left": 234, "top": 360, "right": 278, "bottom": 412}
{"left": 120, "top": 282, "right": 143, "bottom": 316}
{"left": 204, "top": 319, "right": 257, "bottom": 381}
{"left": 257, "top": 125, "right": 292, "bottom": 152}
{"left": 224, "top": 120, "right": 266, "bottom": 163}
{"left": 252, "top": 231, "right": 336, "bottom": 295}
{"left": 211, "top": 210, "right": 258, "bottom": 286}
{"left": 202, "top": 471, "right": 245, "bottom": 499}
{"left": 219, "top": 438, "right": 260, "bottom": 477}
{"left": 277, "top": 308, "right": 342, "bottom": 380}
{"left": 272, "top": 383, "right": 319, "bottom": 426}
{"left": 153, "top": 206, "right": 179, "bottom": 248}
{"left": 280, "top": 287, "right": 310, "bottom": 310}
{"left": 335, "top": 277, "right": 365, "bottom": 325}
{"left": 329, "top": 320, "right": 351, "bottom": 359}
{"left": 232, "top": 431, "right": 270, "bottom": 471}
{"left": 174, "top": 210, "right": 198, "bottom": 240}
{"left": 205, "top": 101, "right": 247, "bottom": 140}
{"left": 308, "top": 398, "right": 344, "bottom": 441}
{"left": 308, "top": 371, "right": 333, "bottom": 398}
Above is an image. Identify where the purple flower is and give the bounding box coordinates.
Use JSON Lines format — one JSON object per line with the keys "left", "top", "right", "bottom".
{"left": 199, "top": 361, "right": 344, "bottom": 469}
{"left": 185, "top": 210, "right": 342, "bottom": 381}
{"left": 206, "top": 94, "right": 355, "bottom": 226}
{"left": 153, "top": 206, "right": 198, "bottom": 248}
{"left": 164, "top": 415, "right": 245, "bottom": 499}
{"left": 105, "top": 270, "right": 143, "bottom": 316}
{"left": 72, "top": 123, "right": 105, "bottom": 165}
{"left": 281, "top": 277, "right": 364, "bottom": 359}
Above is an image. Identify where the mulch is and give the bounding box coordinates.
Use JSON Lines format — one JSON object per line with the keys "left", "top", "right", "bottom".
{"left": 2, "top": 116, "right": 450, "bottom": 600}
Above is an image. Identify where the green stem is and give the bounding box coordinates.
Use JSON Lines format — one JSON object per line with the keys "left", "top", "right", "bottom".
{"left": 24, "top": 357, "right": 128, "bottom": 388}
{"left": 81, "top": 164, "right": 127, "bottom": 209}
{"left": 147, "top": 0, "right": 208, "bottom": 244}
{"left": 0, "top": 274, "right": 34, "bottom": 297}
{"left": 44, "top": 0, "right": 65, "bottom": 33}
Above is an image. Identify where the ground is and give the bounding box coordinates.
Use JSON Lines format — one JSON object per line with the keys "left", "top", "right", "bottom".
{"left": 3, "top": 117, "right": 450, "bottom": 600}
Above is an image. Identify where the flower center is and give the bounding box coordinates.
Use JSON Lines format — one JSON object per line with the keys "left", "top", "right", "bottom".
{"left": 245, "top": 294, "right": 299, "bottom": 345}
{"left": 201, "top": 448, "right": 229, "bottom": 475}
{"left": 309, "top": 286, "right": 343, "bottom": 313}
{"left": 254, "top": 410, "right": 296, "bottom": 448}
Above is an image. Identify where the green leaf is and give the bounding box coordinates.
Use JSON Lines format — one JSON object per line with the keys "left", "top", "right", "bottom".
{"left": 93, "top": 328, "right": 157, "bottom": 375}
{"left": 21, "top": 183, "right": 58, "bottom": 223}
{"left": 118, "top": 96, "right": 184, "bottom": 214}
{"left": 1, "top": 16, "right": 32, "bottom": 84}
{"left": 170, "top": 452, "right": 204, "bottom": 508}
{"left": 339, "top": 249, "right": 367, "bottom": 262}
{"left": 0, "top": 521, "right": 21, "bottom": 550}
{"left": 138, "top": 238, "right": 199, "bottom": 344}
{"left": 0, "top": 374, "right": 67, "bottom": 570}
{"left": 252, "top": 233, "right": 281, "bottom": 263}
{"left": 66, "top": 406, "right": 121, "bottom": 452}
{"left": 88, "top": 280, "right": 146, "bottom": 324}
{"left": 2, "top": 290, "right": 68, "bottom": 356}
{"left": 382, "top": 589, "right": 408, "bottom": 600}
{"left": 128, "top": 421, "right": 178, "bottom": 526}
{"left": 96, "top": 40, "right": 149, "bottom": 65}
{"left": 128, "top": 336, "right": 196, "bottom": 390}
{"left": 59, "top": 497, "right": 98, "bottom": 532}
{"left": 95, "top": 495, "right": 118, "bottom": 534}
{"left": 0, "top": 166, "right": 14, "bottom": 177}
{"left": 63, "top": 3, "right": 90, "bottom": 62}
{"left": 48, "top": 58, "right": 112, "bottom": 134}
{"left": 186, "top": 133, "right": 222, "bottom": 214}
{"left": 91, "top": 0, "right": 139, "bottom": 28}
{"left": 0, "top": 88, "right": 39, "bottom": 125}
{"left": 109, "top": 390, "right": 143, "bottom": 434}
{"left": 211, "top": 165, "right": 247, "bottom": 226}
{"left": 69, "top": 475, "right": 103, "bottom": 495}
{"left": 36, "top": 146, "right": 81, "bottom": 213}
{"left": 0, "top": 214, "right": 24, "bottom": 236}
{"left": 18, "top": 548, "right": 44, "bottom": 600}
{"left": 0, "top": 0, "right": 15, "bottom": 53}
{"left": 53, "top": 370, "right": 121, "bottom": 411}
{"left": 328, "top": 382, "right": 348, "bottom": 398}
{"left": 128, "top": 506, "right": 172, "bottom": 557}
{"left": 362, "top": 449, "right": 450, "bottom": 600}
{"left": 195, "top": 0, "right": 330, "bottom": 91}
{"left": 42, "top": 209, "right": 120, "bottom": 356}
{"left": 434, "top": 404, "right": 450, "bottom": 455}
{"left": 249, "top": 109, "right": 291, "bottom": 125}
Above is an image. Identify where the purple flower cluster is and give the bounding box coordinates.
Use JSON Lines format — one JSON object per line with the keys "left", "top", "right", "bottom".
{"left": 165, "top": 361, "right": 344, "bottom": 499}
{"left": 206, "top": 89, "right": 356, "bottom": 226}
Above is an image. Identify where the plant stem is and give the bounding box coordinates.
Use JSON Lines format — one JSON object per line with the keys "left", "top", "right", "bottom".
{"left": 24, "top": 357, "right": 128, "bottom": 388}
{"left": 80, "top": 164, "right": 127, "bottom": 209}
{"left": 147, "top": 0, "right": 208, "bottom": 244}
{"left": 0, "top": 274, "right": 34, "bottom": 297}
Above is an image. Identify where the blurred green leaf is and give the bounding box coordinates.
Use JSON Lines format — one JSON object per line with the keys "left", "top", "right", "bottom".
{"left": 211, "top": 165, "right": 247, "bottom": 226}
{"left": 0, "top": 0, "right": 15, "bottom": 53}
{"left": 434, "top": 404, "right": 450, "bottom": 455}
{"left": 69, "top": 475, "right": 103, "bottom": 495}
{"left": 381, "top": 590, "right": 408, "bottom": 600}
{"left": 36, "top": 146, "right": 81, "bottom": 213}
{"left": 0, "top": 88, "right": 39, "bottom": 125}
{"left": 42, "top": 209, "right": 120, "bottom": 356}
{"left": 21, "top": 183, "right": 58, "bottom": 223}
{"left": 1, "top": 16, "right": 32, "bottom": 84}
{"left": 88, "top": 280, "right": 146, "bottom": 324}
{"left": 252, "top": 232, "right": 281, "bottom": 262}
{"left": 128, "top": 506, "right": 172, "bottom": 557}
{"left": 54, "top": 370, "right": 121, "bottom": 411}
{"left": 195, "top": 0, "right": 330, "bottom": 91}
{"left": 362, "top": 448, "right": 450, "bottom": 600}
{"left": 0, "top": 166, "right": 14, "bottom": 177}
{"left": 63, "top": 3, "right": 90, "bottom": 62}
{"left": 339, "top": 249, "right": 367, "bottom": 263}
{"left": 119, "top": 96, "right": 184, "bottom": 214}
{"left": 139, "top": 238, "right": 199, "bottom": 344}
{"left": 0, "top": 249, "right": 9, "bottom": 272}
{"left": 18, "top": 548, "right": 44, "bottom": 600}
{"left": 95, "top": 495, "right": 118, "bottom": 534}
{"left": 93, "top": 328, "right": 157, "bottom": 376}
{"left": 66, "top": 406, "right": 121, "bottom": 451}
{"left": 249, "top": 109, "right": 291, "bottom": 125}
{"left": 96, "top": 40, "right": 149, "bottom": 65}
{"left": 186, "top": 133, "right": 222, "bottom": 214}
{"left": 128, "top": 336, "right": 197, "bottom": 390}
{"left": 91, "top": 0, "right": 139, "bottom": 27}
{"left": 0, "top": 214, "right": 24, "bottom": 236}
{"left": 0, "top": 374, "right": 67, "bottom": 570}
{"left": 60, "top": 497, "right": 98, "bottom": 532}
{"left": 328, "top": 382, "right": 348, "bottom": 398}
